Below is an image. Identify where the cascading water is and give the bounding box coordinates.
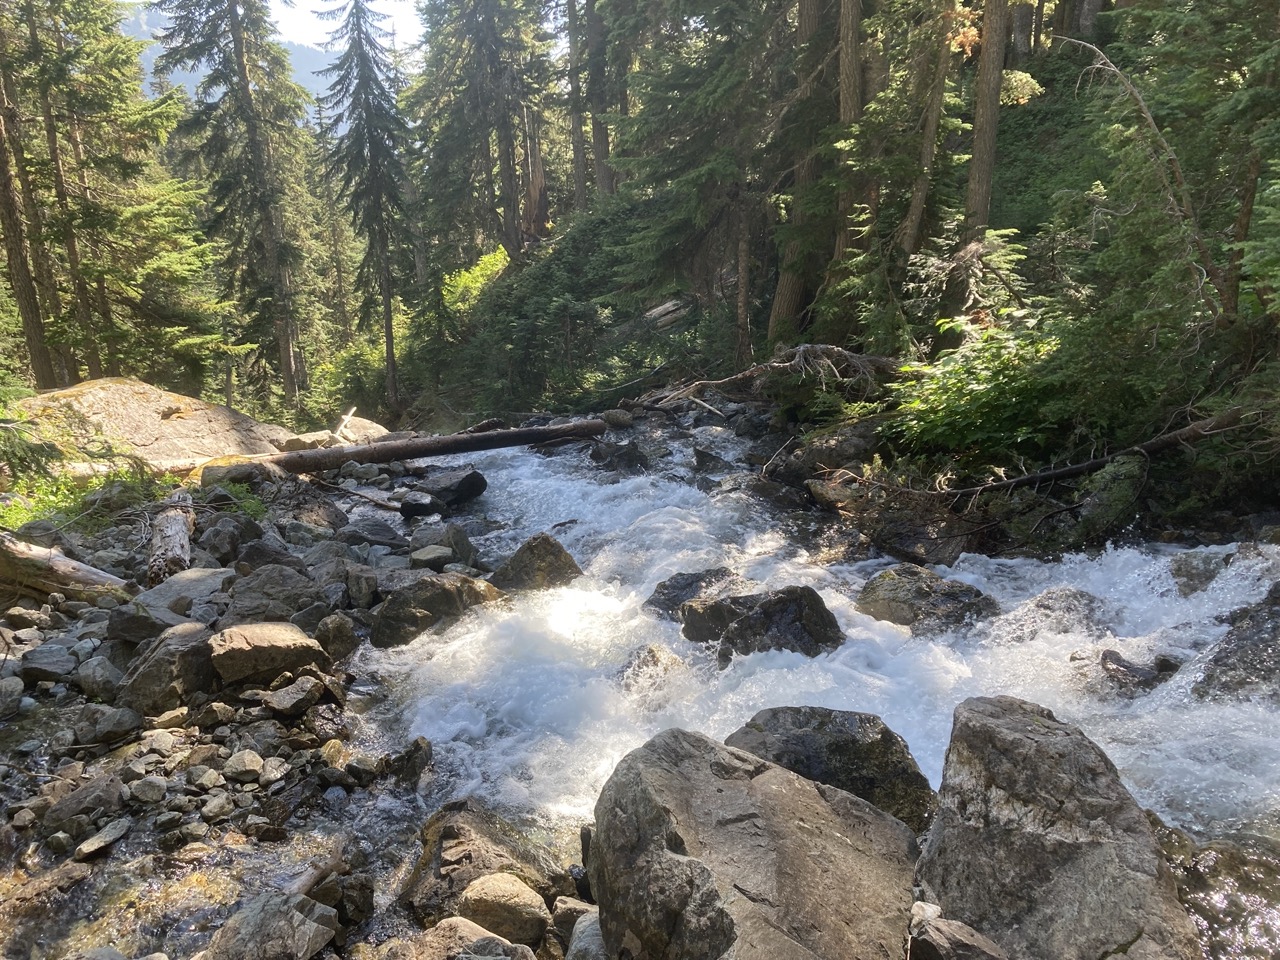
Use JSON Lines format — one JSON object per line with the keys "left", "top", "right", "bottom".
{"left": 356, "top": 426, "right": 1280, "bottom": 850}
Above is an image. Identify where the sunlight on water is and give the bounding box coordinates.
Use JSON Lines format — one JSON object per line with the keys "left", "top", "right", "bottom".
{"left": 362, "top": 439, "right": 1280, "bottom": 843}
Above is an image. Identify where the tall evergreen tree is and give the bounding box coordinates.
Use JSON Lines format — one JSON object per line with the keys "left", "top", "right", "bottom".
{"left": 318, "top": 0, "right": 408, "bottom": 412}
{"left": 152, "top": 0, "right": 309, "bottom": 402}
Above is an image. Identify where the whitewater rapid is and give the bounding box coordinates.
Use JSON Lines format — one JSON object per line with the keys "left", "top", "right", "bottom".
{"left": 356, "top": 427, "right": 1280, "bottom": 841}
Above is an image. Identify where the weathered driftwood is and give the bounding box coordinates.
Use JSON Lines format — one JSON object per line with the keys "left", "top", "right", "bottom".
{"left": 254, "top": 419, "right": 608, "bottom": 476}
{"left": 0, "top": 531, "right": 136, "bottom": 602}
{"left": 147, "top": 489, "right": 194, "bottom": 587}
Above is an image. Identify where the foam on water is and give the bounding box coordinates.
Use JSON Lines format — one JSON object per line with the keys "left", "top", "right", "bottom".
{"left": 361, "top": 439, "right": 1280, "bottom": 840}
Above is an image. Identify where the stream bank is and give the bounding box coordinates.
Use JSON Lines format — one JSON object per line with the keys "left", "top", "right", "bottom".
{"left": 1, "top": 394, "right": 1278, "bottom": 959}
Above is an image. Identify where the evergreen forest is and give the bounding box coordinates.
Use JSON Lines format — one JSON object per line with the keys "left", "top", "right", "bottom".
{"left": 2, "top": 0, "right": 1279, "bottom": 511}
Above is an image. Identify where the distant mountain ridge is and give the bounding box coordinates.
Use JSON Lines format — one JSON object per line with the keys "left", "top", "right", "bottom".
{"left": 120, "top": 3, "right": 332, "bottom": 101}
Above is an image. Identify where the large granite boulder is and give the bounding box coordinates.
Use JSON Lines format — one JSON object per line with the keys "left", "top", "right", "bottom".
{"left": 412, "top": 466, "right": 489, "bottom": 506}
{"left": 13, "top": 377, "right": 293, "bottom": 467}
{"left": 1192, "top": 583, "right": 1280, "bottom": 703}
{"left": 115, "top": 623, "right": 215, "bottom": 715}
{"left": 642, "top": 567, "right": 751, "bottom": 621}
{"left": 489, "top": 533, "right": 582, "bottom": 592}
{"left": 221, "top": 564, "right": 324, "bottom": 626}
{"left": 981, "top": 587, "right": 1112, "bottom": 646}
{"left": 916, "top": 696, "right": 1200, "bottom": 960}
{"left": 399, "top": 798, "right": 574, "bottom": 928}
{"left": 371, "top": 572, "right": 502, "bottom": 648}
{"left": 201, "top": 893, "right": 338, "bottom": 960}
{"left": 208, "top": 623, "right": 331, "bottom": 686}
{"left": 857, "top": 564, "right": 997, "bottom": 632}
{"left": 680, "top": 586, "right": 845, "bottom": 667}
{"left": 725, "top": 706, "right": 935, "bottom": 834}
{"left": 590, "top": 728, "right": 918, "bottom": 960}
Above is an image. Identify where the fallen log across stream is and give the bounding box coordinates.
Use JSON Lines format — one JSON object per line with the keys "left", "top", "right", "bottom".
{"left": 248, "top": 418, "right": 609, "bottom": 476}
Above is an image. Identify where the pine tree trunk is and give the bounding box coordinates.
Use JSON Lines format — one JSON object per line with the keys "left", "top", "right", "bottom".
{"left": 1077, "top": 0, "right": 1102, "bottom": 39}
{"left": 1010, "top": 2, "right": 1034, "bottom": 66}
{"left": 963, "top": 0, "right": 1011, "bottom": 244}
{"left": 522, "top": 104, "right": 549, "bottom": 240}
{"left": 495, "top": 72, "right": 523, "bottom": 259}
{"left": 766, "top": 0, "right": 824, "bottom": 342}
{"left": 1033, "top": 0, "right": 1047, "bottom": 49}
{"left": 226, "top": 0, "right": 299, "bottom": 402}
{"left": 25, "top": 2, "right": 98, "bottom": 377}
{"left": 0, "top": 110, "right": 57, "bottom": 389}
{"left": 897, "top": 0, "right": 955, "bottom": 258}
{"left": 831, "top": 0, "right": 865, "bottom": 264}
{"left": 566, "top": 0, "right": 590, "bottom": 209}
{"left": 736, "top": 222, "right": 753, "bottom": 368}
{"left": 584, "top": 0, "right": 616, "bottom": 195}
{"left": 378, "top": 231, "right": 400, "bottom": 413}
{"left": 0, "top": 53, "right": 65, "bottom": 384}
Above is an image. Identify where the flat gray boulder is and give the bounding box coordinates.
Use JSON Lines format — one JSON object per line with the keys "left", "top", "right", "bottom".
{"left": 208, "top": 623, "right": 331, "bottom": 686}
{"left": 725, "top": 706, "right": 934, "bottom": 834}
{"left": 916, "top": 696, "right": 1200, "bottom": 960}
{"left": 590, "top": 728, "right": 918, "bottom": 960}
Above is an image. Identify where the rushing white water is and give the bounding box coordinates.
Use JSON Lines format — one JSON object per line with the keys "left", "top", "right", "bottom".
{"left": 357, "top": 429, "right": 1280, "bottom": 841}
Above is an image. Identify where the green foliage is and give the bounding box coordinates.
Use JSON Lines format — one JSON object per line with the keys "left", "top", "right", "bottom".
{"left": 0, "top": 468, "right": 177, "bottom": 535}
{"left": 887, "top": 313, "right": 1060, "bottom": 455}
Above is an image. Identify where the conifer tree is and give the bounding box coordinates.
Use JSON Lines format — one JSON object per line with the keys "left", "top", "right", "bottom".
{"left": 318, "top": 0, "right": 408, "bottom": 411}
{"left": 152, "top": 0, "right": 309, "bottom": 402}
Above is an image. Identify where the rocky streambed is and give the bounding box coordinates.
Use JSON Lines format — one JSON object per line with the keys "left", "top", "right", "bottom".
{"left": 1, "top": 398, "right": 1279, "bottom": 960}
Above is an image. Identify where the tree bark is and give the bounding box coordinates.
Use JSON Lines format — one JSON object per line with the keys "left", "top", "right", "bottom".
{"left": 1010, "top": 2, "right": 1034, "bottom": 66}
{"left": 766, "top": 0, "right": 825, "bottom": 342}
{"left": 147, "top": 490, "right": 194, "bottom": 587}
{"left": 521, "top": 103, "right": 549, "bottom": 240}
{"left": 378, "top": 229, "right": 400, "bottom": 412}
{"left": 963, "top": 0, "right": 1011, "bottom": 244}
{"left": 831, "top": 0, "right": 865, "bottom": 264}
{"left": 584, "top": 0, "right": 616, "bottom": 195}
{"left": 566, "top": 0, "right": 590, "bottom": 209}
{"left": 897, "top": 0, "right": 955, "bottom": 258}
{"left": 0, "top": 531, "right": 135, "bottom": 602}
{"left": 25, "top": 1, "right": 99, "bottom": 377}
{"left": 0, "top": 48, "right": 65, "bottom": 386}
{"left": 245, "top": 419, "right": 608, "bottom": 476}
{"left": 0, "top": 107, "right": 57, "bottom": 389}
{"left": 226, "top": 0, "right": 299, "bottom": 401}
{"left": 736, "top": 222, "right": 753, "bottom": 368}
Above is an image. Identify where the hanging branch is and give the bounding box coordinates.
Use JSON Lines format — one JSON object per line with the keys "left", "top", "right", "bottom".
{"left": 1061, "top": 38, "right": 1230, "bottom": 320}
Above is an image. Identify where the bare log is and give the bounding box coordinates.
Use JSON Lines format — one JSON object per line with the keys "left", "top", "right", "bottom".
{"left": 0, "top": 531, "right": 136, "bottom": 602}
{"left": 249, "top": 419, "right": 608, "bottom": 477}
{"left": 938, "top": 409, "right": 1248, "bottom": 498}
{"left": 147, "top": 489, "right": 194, "bottom": 587}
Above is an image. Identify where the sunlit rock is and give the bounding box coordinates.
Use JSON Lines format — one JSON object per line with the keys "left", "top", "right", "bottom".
{"left": 489, "top": 533, "right": 582, "bottom": 592}
{"left": 857, "top": 563, "right": 997, "bottom": 632}
{"left": 725, "top": 706, "right": 935, "bottom": 834}
{"left": 456, "top": 872, "right": 553, "bottom": 946}
{"left": 917, "top": 696, "right": 1200, "bottom": 960}
{"left": 208, "top": 623, "right": 331, "bottom": 686}
{"left": 590, "top": 728, "right": 917, "bottom": 960}
{"left": 371, "top": 572, "right": 501, "bottom": 648}
{"left": 399, "top": 798, "right": 573, "bottom": 928}
{"left": 200, "top": 892, "right": 338, "bottom": 960}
